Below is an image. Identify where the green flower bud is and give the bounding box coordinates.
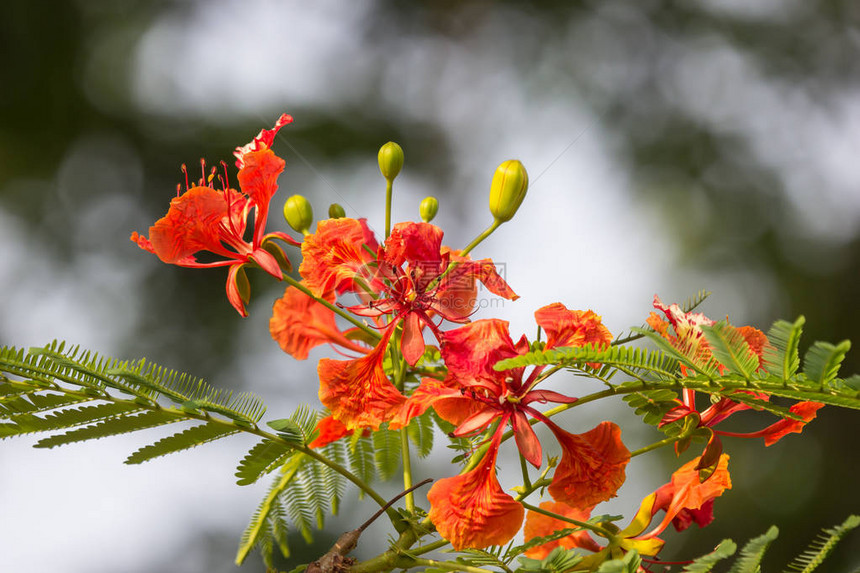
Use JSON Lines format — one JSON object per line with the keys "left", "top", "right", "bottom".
{"left": 328, "top": 203, "right": 346, "bottom": 219}
{"left": 488, "top": 159, "right": 528, "bottom": 223}
{"left": 419, "top": 196, "right": 439, "bottom": 223}
{"left": 283, "top": 194, "right": 314, "bottom": 234}
{"left": 378, "top": 141, "right": 404, "bottom": 181}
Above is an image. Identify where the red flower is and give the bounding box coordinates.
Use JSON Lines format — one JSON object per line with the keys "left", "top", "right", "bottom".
{"left": 317, "top": 326, "right": 406, "bottom": 431}
{"left": 640, "top": 453, "right": 732, "bottom": 539}
{"left": 299, "top": 218, "right": 379, "bottom": 296}
{"left": 132, "top": 115, "right": 299, "bottom": 316}
{"left": 427, "top": 432, "right": 524, "bottom": 550}
{"left": 234, "top": 113, "right": 293, "bottom": 168}
{"left": 347, "top": 221, "right": 518, "bottom": 365}
{"left": 546, "top": 421, "right": 630, "bottom": 509}
{"left": 411, "top": 308, "right": 627, "bottom": 549}
{"left": 269, "top": 283, "right": 370, "bottom": 360}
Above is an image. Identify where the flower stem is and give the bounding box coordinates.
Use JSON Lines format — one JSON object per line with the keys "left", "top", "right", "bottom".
{"left": 408, "top": 559, "right": 496, "bottom": 573}
{"left": 385, "top": 179, "right": 393, "bottom": 238}
{"left": 461, "top": 219, "right": 502, "bottom": 258}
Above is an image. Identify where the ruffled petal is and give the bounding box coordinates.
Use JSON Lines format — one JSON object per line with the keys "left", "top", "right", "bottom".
{"left": 237, "top": 148, "right": 285, "bottom": 246}
{"left": 317, "top": 331, "right": 405, "bottom": 431}
{"left": 547, "top": 421, "right": 630, "bottom": 509}
{"left": 234, "top": 113, "right": 293, "bottom": 169}
{"left": 643, "top": 453, "right": 732, "bottom": 538}
{"left": 523, "top": 501, "right": 602, "bottom": 559}
{"left": 383, "top": 222, "right": 444, "bottom": 286}
{"left": 445, "top": 254, "right": 519, "bottom": 302}
{"left": 148, "top": 186, "right": 234, "bottom": 263}
{"left": 442, "top": 319, "right": 521, "bottom": 385}
{"left": 427, "top": 435, "right": 524, "bottom": 550}
{"left": 300, "top": 218, "right": 379, "bottom": 296}
{"left": 534, "top": 304, "right": 613, "bottom": 350}
{"left": 308, "top": 415, "right": 353, "bottom": 449}
{"left": 270, "top": 285, "right": 367, "bottom": 360}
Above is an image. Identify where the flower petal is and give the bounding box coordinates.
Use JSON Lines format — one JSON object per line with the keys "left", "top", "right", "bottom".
{"left": 270, "top": 285, "right": 368, "bottom": 360}
{"left": 547, "top": 421, "right": 630, "bottom": 509}
{"left": 300, "top": 218, "right": 379, "bottom": 296}
{"left": 148, "top": 186, "right": 234, "bottom": 263}
{"left": 427, "top": 435, "right": 524, "bottom": 550}
{"left": 442, "top": 319, "right": 521, "bottom": 385}
{"left": 317, "top": 331, "right": 405, "bottom": 431}
{"left": 534, "top": 304, "right": 612, "bottom": 351}
{"left": 237, "top": 148, "right": 286, "bottom": 247}
{"left": 644, "top": 453, "right": 732, "bottom": 538}
{"left": 308, "top": 415, "right": 353, "bottom": 449}
{"left": 401, "top": 312, "right": 426, "bottom": 366}
{"left": 234, "top": 113, "right": 293, "bottom": 168}
{"left": 761, "top": 401, "right": 824, "bottom": 446}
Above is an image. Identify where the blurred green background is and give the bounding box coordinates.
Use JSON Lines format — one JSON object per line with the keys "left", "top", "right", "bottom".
{"left": 1, "top": 1, "right": 858, "bottom": 571}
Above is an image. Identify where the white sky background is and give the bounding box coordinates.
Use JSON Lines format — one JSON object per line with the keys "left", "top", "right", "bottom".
{"left": 2, "top": 1, "right": 860, "bottom": 571}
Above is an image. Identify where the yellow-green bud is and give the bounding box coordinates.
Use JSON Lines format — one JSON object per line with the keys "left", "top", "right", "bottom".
{"left": 328, "top": 203, "right": 346, "bottom": 219}
{"left": 283, "top": 194, "right": 314, "bottom": 234}
{"left": 488, "top": 159, "right": 528, "bottom": 223}
{"left": 378, "top": 141, "right": 404, "bottom": 181}
{"left": 419, "top": 196, "right": 439, "bottom": 223}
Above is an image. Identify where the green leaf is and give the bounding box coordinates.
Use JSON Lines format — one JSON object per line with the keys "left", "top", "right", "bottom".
{"left": 373, "top": 427, "right": 402, "bottom": 480}
{"left": 33, "top": 410, "right": 182, "bottom": 448}
{"left": 633, "top": 328, "right": 719, "bottom": 378}
{"left": 682, "top": 539, "right": 737, "bottom": 572}
{"left": 597, "top": 550, "right": 641, "bottom": 573}
{"left": 125, "top": 423, "right": 239, "bottom": 464}
{"left": 701, "top": 321, "right": 760, "bottom": 380}
{"left": 782, "top": 514, "right": 860, "bottom": 573}
{"left": 407, "top": 409, "right": 435, "bottom": 458}
{"left": 235, "top": 439, "right": 296, "bottom": 486}
{"left": 802, "top": 340, "right": 851, "bottom": 389}
{"left": 763, "top": 317, "right": 804, "bottom": 380}
{"left": 728, "top": 525, "right": 779, "bottom": 573}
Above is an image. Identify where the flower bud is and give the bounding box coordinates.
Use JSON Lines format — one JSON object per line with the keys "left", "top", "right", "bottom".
{"left": 283, "top": 194, "right": 314, "bottom": 234}
{"left": 378, "top": 141, "right": 404, "bottom": 181}
{"left": 328, "top": 203, "right": 346, "bottom": 219}
{"left": 419, "top": 196, "right": 439, "bottom": 223}
{"left": 488, "top": 159, "right": 528, "bottom": 223}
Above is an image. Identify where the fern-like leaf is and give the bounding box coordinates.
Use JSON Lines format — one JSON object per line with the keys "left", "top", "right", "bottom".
{"left": 782, "top": 515, "right": 860, "bottom": 573}
{"left": 763, "top": 317, "right": 804, "bottom": 381}
{"left": 702, "top": 321, "right": 760, "bottom": 380}
{"left": 33, "top": 410, "right": 182, "bottom": 448}
{"left": 682, "top": 539, "right": 737, "bottom": 572}
{"left": 728, "top": 525, "right": 779, "bottom": 573}
{"left": 373, "top": 428, "right": 402, "bottom": 480}
{"left": 802, "top": 340, "right": 851, "bottom": 389}
{"left": 125, "top": 423, "right": 239, "bottom": 464}
{"left": 235, "top": 439, "right": 296, "bottom": 486}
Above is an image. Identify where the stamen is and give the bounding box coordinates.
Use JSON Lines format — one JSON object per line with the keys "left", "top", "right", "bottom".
{"left": 176, "top": 183, "right": 181, "bottom": 197}
{"left": 220, "top": 161, "right": 230, "bottom": 190}
{"left": 181, "top": 164, "right": 189, "bottom": 191}
{"left": 207, "top": 165, "right": 217, "bottom": 185}
{"left": 198, "top": 158, "right": 206, "bottom": 187}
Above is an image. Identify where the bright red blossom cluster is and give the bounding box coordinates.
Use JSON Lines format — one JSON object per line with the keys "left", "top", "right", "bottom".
{"left": 132, "top": 115, "right": 829, "bottom": 567}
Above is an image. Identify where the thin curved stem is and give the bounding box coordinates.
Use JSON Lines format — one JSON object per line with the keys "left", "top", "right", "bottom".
{"left": 520, "top": 500, "right": 615, "bottom": 539}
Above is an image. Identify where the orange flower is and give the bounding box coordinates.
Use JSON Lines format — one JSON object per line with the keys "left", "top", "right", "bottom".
{"left": 269, "top": 284, "right": 370, "bottom": 360}
{"left": 427, "top": 434, "right": 524, "bottom": 550}
{"left": 132, "top": 115, "right": 299, "bottom": 316}
{"left": 299, "top": 218, "right": 379, "bottom": 296}
{"left": 641, "top": 453, "right": 732, "bottom": 539}
{"left": 534, "top": 304, "right": 613, "bottom": 350}
{"left": 317, "top": 327, "right": 406, "bottom": 431}
{"left": 307, "top": 416, "right": 352, "bottom": 449}
{"left": 523, "top": 501, "right": 601, "bottom": 559}
{"left": 547, "top": 421, "right": 630, "bottom": 509}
